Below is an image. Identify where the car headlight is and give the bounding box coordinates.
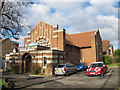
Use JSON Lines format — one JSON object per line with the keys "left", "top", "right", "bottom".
{"left": 80, "top": 67, "right": 82, "bottom": 68}
{"left": 97, "top": 68, "right": 101, "bottom": 71}
{"left": 86, "top": 69, "right": 88, "bottom": 71}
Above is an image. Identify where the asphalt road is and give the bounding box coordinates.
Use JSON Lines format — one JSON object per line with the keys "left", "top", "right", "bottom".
{"left": 2, "top": 67, "right": 119, "bottom": 89}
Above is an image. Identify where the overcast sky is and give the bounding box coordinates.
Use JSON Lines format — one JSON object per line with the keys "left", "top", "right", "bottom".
{"left": 12, "top": 0, "right": 119, "bottom": 50}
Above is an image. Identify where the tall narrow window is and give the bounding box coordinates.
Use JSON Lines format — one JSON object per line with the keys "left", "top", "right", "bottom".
{"left": 43, "top": 57, "right": 47, "bottom": 66}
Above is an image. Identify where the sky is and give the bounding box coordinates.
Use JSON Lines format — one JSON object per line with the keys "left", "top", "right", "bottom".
{"left": 11, "top": 0, "right": 119, "bottom": 50}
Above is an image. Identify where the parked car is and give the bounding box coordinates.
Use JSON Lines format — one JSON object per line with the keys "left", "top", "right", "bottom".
{"left": 54, "top": 63, "right": 77, "bottom": 76}
{"left": 86, "top": 62, "right": 108, "bottom": 76}
{"left": 75, "top": 62, "right": 88, "bottom": 71}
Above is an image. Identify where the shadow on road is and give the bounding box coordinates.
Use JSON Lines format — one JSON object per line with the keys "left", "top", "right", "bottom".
{"left": 27, "top": 77, "right": 44, "bottom": 80}
{"left": 100, "top": 69, "right": 114, "bottom": 89}
{"left": 17, "top": 76, "right": 66, "bottom": 89}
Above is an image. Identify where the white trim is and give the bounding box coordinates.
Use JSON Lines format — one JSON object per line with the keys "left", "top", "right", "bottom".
{"left": 15, "top": 60, "right": 22, "bottom": 63}
{"left": 24, "top": 35, "right": 30, "bottom": 38}
{"left": 53, "top": 35, "right": 58, "bottom": 38}
{"left": 53, "top": 29, "right": 64, "bottom": 33}
{"left": 27, "top": 40, "right": 30, "bottom": 41}
{"left": 38, "top": 60, "right": 42, "bottom": 63}
{"left": 32, "top": 60, "right": 43, "bottom": 63}
{"left": 43, "top": 36, "right": 46, "bottom": 38}
{"left": 6, "top": 54, "right": 10, "bottom": 56}
{"left": 47, "top": 60, "right": 52, "bottom": 63}
{"left": 40, "top": 36, "right": 42, "bottom": 38}
{"left": 53, "top": 25, "right": 58, "bottom": 28}
{"left": 51, "top": 47, "right": 57, "bottom": 50}
{"left": 35, "top": 55, "right": 58, "bottom": 58}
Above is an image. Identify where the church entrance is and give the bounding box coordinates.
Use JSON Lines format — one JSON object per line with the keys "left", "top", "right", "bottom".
{"left": 21, "top": 53, "right": 32, "bottom": 73}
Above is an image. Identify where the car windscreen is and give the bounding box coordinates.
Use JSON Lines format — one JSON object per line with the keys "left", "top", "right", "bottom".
{"left": 76, "top": 63, "right": 82, "bottom": 66}
{"left": 90, "top": 63, "right": 103, "bottom": 67}
{"left": 56, "top": 64, "right": 65, "bottom": 68}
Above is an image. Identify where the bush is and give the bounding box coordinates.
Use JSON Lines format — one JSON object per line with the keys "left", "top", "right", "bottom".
{"left": 104, "top": 55, "right": 111, "bottom": 64}
{"left": 41, "top": 68, "right": 45, "bottom": 74}
{"left": 114, "top": 56, "right": 120, "bottom": 63}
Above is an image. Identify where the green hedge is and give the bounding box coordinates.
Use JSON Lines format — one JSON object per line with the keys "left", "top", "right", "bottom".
{"left": 104, "top": 55, "right": 111, "bottom": 64}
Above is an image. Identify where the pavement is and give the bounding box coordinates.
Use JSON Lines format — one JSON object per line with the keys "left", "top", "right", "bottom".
{"left": 2, "top": 67, "right": 119, "bottom": 89}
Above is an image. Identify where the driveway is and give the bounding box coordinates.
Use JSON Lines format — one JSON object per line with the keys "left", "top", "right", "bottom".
{"left": 2, "top": 67, "right": 119, "bottom": 89}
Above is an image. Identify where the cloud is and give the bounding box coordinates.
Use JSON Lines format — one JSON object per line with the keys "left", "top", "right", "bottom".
{"left": 12, "top": 35, "right": 24, "bottom": 46}
{"left": 21, "top": 1, "right": 118, "bottom": 49}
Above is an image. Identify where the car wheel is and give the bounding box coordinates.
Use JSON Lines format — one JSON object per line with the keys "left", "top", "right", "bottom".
{"left": 100, "top": 70, "right": 104, "bottom": 77}
{"left": 75, "top": 70, "right": 77, "bottom": 74}
{"left": 66, "top": 71, "right": 69, "bottom": 76}
{"left": 83, "top": 67, "right": 85, "bottom": 71}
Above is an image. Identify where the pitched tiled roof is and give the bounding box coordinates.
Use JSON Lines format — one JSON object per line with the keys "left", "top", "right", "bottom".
{"left": 102, "top": 40, "right": 109, "bottom": 52}
{"left": 65, "top": 33, "right": 78, "bottom": 47}
{"left": 66, "top": 31, "right": 97, "bottom": 47}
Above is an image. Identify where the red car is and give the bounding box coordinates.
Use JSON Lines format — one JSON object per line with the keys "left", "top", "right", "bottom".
{"left": 86, "top": 62, "right": 108, "bottom": 76}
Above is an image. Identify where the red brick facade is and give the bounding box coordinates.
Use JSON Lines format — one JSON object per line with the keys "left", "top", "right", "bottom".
{"left": 6, "top": 21, "right": 103, "bottom": 75}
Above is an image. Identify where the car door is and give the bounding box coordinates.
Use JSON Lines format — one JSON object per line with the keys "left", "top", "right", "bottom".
{"left": 70, "top": 64, "right": 75, "bottom": 73}
{"left": 66, "top": 64, "right": 71, "bottom": 73}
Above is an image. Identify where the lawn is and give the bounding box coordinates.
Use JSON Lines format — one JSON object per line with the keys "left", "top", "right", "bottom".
{"left": 107, "top": 63, "right": 120, "bottom": 68}
{"left": 0, "top": 79, "right": 1, "bottom": 86}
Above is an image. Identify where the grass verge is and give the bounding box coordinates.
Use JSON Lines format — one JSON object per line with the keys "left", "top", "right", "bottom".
{"left": 107, "top": 63, "right": 120, "bottom": 68}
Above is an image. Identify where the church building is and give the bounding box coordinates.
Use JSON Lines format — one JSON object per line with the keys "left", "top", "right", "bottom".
{"left": 5, "top": 21, "right": 103, "bottom": 75}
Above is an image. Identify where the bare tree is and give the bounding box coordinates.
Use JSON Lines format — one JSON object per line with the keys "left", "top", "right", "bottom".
{"left": 0, "top": 0, "right": 32, "bottom": 39}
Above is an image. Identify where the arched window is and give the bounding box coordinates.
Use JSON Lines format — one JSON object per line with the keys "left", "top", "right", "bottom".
{"left": 39, "top": 38, "right": 49, "bottom": 47}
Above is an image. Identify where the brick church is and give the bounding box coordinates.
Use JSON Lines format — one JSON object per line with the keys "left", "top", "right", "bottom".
{"left": 5, "top": 21, "right": 103, "bottom": 75}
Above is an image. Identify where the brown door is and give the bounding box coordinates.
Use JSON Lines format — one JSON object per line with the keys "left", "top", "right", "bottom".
{"left": 21, "top": 53, "right": 32, "bottom": 73}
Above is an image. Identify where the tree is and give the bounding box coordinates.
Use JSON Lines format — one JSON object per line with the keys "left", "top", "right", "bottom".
{"left": 114, "top": 49, "right": 120, "bottom": 56}
{"left": 114, "top": 49, "right": 120, "bottom": 63}
{"left": 114, "top": 56, "right": 120, "bottom": 63}
{"left": 0, "top": 0, "right": 33, "bottom": 39}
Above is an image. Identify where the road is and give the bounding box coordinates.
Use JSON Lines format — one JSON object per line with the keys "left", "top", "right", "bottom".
{"left": 2, "top": 67, "right": 119, "bottom": 89}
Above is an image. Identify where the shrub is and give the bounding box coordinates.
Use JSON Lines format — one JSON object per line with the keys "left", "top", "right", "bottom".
{"left": 35, "top": 67, "right": 41, "bottom": 74}
{"left": 104, "top": 55, "right": 111, "bottom": 64}
{"left": 114, "top": 56, "right": 120, "bottom": 63}
{"left": 41, "top": 68, "right": 45, "bottom": 74}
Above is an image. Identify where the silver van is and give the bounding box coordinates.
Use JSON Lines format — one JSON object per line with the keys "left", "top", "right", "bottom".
{"left": 54, "top": 63, "right": 77, "bottom": 76}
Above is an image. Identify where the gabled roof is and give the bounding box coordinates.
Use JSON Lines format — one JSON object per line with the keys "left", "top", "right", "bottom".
{"left": 0, "top": 38, "right": 9, "bottom": 42}
{"left": 65, "top": 30, "right": 97, "bottom": 48}
{"left": 102, "top": 40, "right": 110, "bottom": 52}
{"left": 65, "top": 33, "right": 78, "bottom": 47}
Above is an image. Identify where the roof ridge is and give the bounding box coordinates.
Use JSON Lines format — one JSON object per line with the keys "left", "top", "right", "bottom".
{"left": 0, "top": 38, "right": 9, "bottom": 42}
{"left": 67, "top": 33, "right": 78, "bottom": 46}
{"left": 70, "top": 30, "right": 97, "bottom": 35}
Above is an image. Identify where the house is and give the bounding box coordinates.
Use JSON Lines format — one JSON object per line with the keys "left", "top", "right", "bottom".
{"left": 0, "top": 38, "right": 19, "bottom": 70}
{"left": 102, "top": 40, "right": 114, "bottom": 58}
{"left": 5, "top": 21, "right": 103, "bottom": 75}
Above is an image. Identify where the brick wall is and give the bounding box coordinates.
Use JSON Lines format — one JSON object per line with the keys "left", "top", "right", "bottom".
{"left": 24, "top": 21, "right": 65, "bottom": 51}
{"left": 65, "top": 44, "right": 80, "bottom": 65}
